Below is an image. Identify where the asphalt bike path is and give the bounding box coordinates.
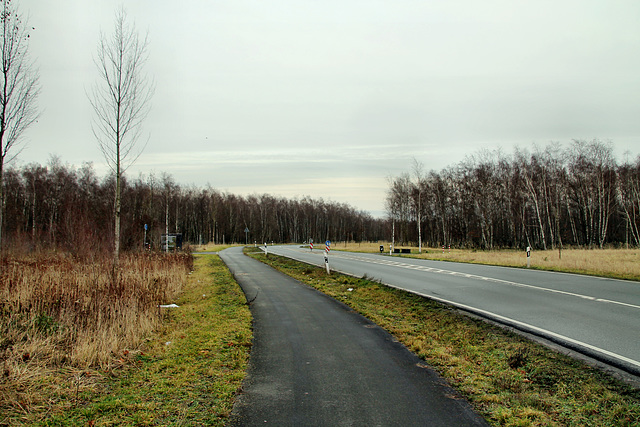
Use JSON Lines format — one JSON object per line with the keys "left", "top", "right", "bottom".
{"left": 219, "top": 247, "right": 488, "bottom": 426}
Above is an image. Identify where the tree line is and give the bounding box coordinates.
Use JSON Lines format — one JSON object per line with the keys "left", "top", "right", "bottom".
{"left": 1, "top": 157, "right": 384, "bottom": 254}
{"left": 386, "top": 139, "right": 639, "bottom": 250}
{"left": 5, "top": 139, "right": 639, "bottom": 254}
{"left": 0, "top": 3, "right": 155, "bottom": 267}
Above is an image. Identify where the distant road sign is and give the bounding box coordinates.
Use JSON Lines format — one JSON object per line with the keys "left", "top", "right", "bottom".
{"left": 325, "top": 240, "right": 331, "bottom": 252}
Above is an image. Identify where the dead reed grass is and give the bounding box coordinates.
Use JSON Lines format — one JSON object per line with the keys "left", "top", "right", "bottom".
{"left": 0, "top": 251, "right": 192, "bottom": 422}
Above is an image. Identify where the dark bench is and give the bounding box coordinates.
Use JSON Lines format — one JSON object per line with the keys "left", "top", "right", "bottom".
{"left": 393, "top": 248, "right": 411, "bottom": 254}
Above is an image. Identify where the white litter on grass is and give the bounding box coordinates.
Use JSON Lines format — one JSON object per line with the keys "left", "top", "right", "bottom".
{"left": 159, "top": 304, "right": 180, "bottom": 308}
{"left": 347, "top": 288, "right": 354, "bottom": 292}
{"left": 165, "top": 341, "right": 172, "bottom": 346}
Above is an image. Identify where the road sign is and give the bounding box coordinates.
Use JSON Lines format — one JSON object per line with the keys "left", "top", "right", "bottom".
{"left": 325, "top": 240, "right": 331, "bottom": 252}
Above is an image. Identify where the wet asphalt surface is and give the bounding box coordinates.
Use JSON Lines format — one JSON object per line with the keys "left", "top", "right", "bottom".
{"left": 219, "top": 247, "right": 488, "bottom": 426}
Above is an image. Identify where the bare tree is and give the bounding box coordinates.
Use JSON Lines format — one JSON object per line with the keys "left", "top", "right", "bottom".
{"left": 89, "top": 8, "right": 154, "bottom": 264}
{"left": 0, "top": 0, "right": 40, "bottom": 248}
{"left": 411, "top": 158, "right": 425, "bottom": 252}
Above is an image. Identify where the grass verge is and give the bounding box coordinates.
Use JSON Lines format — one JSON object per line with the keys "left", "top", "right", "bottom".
{"left": 249, "top": 249, "right": 640, "bottom": 426}
{"left": 29, "top": 254, "right": 252, "bottom": 426}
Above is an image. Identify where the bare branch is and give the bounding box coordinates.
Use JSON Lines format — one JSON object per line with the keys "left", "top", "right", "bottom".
{"left": 0, "top": 0, "right": 41, "bottom": 246}
{"left": 88, "top": 7, "right": 154, "bottom": 262}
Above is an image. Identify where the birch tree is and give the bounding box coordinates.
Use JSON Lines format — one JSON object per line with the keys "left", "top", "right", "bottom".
{"left": 89, "top": 8, "right": 153, "bottom": 264}
{"left": 411, "top": 158, "right": 425, "bottom": 252}
{"left": 0, "top": 0, "right": 39, "bottom": 248}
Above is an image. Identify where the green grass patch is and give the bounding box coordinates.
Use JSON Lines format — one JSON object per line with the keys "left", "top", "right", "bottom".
{"left": 36, "top": 254, "right": 252, "bottom": 426}
{"left": 248, "top": 249, "right": 640, "bottom": 426}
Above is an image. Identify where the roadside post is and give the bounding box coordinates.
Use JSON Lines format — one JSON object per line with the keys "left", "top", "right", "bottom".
{"left": 526, "top": 246, "right": 531, "bottom": 268}
{"left": 324, "top": 240, "right": 331, "bottom": 274}
{"left": 379, "top": 245, "right": 384, "bottom": 253}
{"left": 264, "top": 242, "right": 268, "bottom": 256}
{"left": 143, "top": 224, "right": 148, "bottom": 250}
{"left": 244, "top": 227, "right": 249, "bottom": 245}
{"left": 310, "top": 238, "right": 313, "bottom": 251}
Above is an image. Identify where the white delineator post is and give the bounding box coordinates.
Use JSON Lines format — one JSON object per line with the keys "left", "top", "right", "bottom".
{"left": 526, "top": 246, "right": 531, "bottom": 268}
{"left": 324, "top": 240, "right": 331, "bottom": 274}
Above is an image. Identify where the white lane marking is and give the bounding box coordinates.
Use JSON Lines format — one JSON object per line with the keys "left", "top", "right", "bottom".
{"left": 279, "top": 247, "right": 640, "bottom": 311}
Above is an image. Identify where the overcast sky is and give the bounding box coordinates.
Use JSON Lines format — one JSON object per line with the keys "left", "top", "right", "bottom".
{"left": 18, "top": 0, "right": 640, "bottom": 216}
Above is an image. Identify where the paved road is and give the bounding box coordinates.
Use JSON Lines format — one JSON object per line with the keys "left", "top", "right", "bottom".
{"left": 219, "top": 247, "right": 488, "bottom": 426}
{"left": 265, "top": 245, "right": 640, "bottom": 376}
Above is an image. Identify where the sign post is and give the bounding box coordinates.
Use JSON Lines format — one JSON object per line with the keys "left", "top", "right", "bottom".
{"left": 526, "top": 246, "right": 531, "bottom": 268}
{"left": 324, "top": 240, "right": 331, "bottom": 274}
{"left": 143, "top": 224, "right": 148, "bottom": 250}
{"left": 244, "top": 227, "right": 249, "bottom": 245}
{"left": 309, "top": 238, "right": 313, "bottom": 251}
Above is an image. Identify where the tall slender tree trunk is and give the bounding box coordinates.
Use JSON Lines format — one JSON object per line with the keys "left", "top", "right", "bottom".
{"left": 417, "top": 206, "right": 422, "bottom": 253}
{"left": 114, "top": 150, "right": 121, "bottom": 267}
{"left": 543, "top": 181, "right": 555, "bottom": 249}
{"left": 0, "top": 163, "right": 3, "bottom": 248}
{"left": 113, "top": 95, "right": 122, "bottom": 268}
{"left": 165, "top": 195, "right": 169, "bottom": 252}
{"left": 31, "top": 186, "right": 36, "bottom": 239}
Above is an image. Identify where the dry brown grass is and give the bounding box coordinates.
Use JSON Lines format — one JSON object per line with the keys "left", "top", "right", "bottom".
{"left": 335, "top": 241, "right": 640, "bottom": 281}
{"left": 0, "top": 251, "right": 192, "bottom": 422}
{"left": 192, "top": 243, "right": 242, "bottom": 253}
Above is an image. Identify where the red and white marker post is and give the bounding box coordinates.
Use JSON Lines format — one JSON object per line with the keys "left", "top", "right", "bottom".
{"left": 324, "top": 240, "right": 331, "bottom": 274}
